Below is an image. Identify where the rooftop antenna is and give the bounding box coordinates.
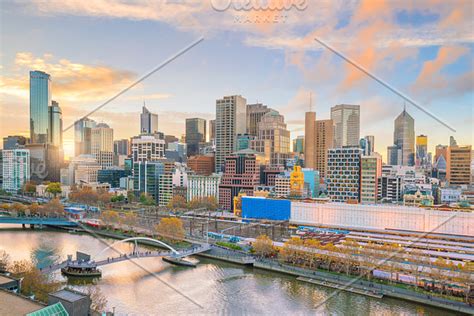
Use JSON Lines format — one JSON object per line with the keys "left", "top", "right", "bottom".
{"left": 403, "top": 101, "right": 406, "bottom": 112}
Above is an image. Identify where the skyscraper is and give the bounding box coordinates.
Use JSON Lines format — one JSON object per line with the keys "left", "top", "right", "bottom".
{"left": 114, "top": 139, "right": 130, "bottom": 156}
{"left": 253, "top": 110, "right": 290, "bottom": 167}
{"left": 331, "top": 104, "right": 360, "bottom": 147}
{"left": 140, "top": 106, "right": 159, "bottom": 134}
{"left": 360, "top": 154, "right": 382, "bottom": 204}
{"left": 48, "top": 100, "right": 62, "bottom": 148}
{"left": 360, "top": 135, "right": 375, "bottom": 156}
{"left": 215, "top": 95, "right": 247, "bottom": 172}
{"left": 131, "top": 134, "right": 165, "bottom": 162}
{"left": 91, "top": 123, "right": 114, "bottom": 169}
{"left": 30, "top": 70, "right": 51, "bottom": 144}
{"left": 293, "top": 136, "right": 304, "bottom": 154}
{"left": 209, "top": 119, "right": 216, "bottom": 142}
{"left": 315, "top": 119, "right": 334, "bottom": 177}
{"left": 246, "top": 103, "right": 270, "bottom": 136}
{"left": 393, "top": 107, "right": 415, "bottom": 166}
{"left": 416, "top": 135, "right": 428, "bottom": 167}
{"left": 186, "top": 118, "right": 206, "bottom": 156}
{"left": 304, "top": 111, "right": 316, "bottom": 169}
{"left": 74, "top": 118, "right": 96, "bottom": 157}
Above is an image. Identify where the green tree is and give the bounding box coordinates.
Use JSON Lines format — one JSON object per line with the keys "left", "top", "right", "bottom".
{"left": 46, "top": 182, "right": 62, "bottom": 197}
{"left": 127, "top": 191, "right": 135, "bottom": 203}
{"left": 140, "top": 193, "right": 155, "bottom": 205}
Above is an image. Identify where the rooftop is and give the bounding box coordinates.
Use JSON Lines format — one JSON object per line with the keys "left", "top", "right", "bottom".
{"left": 49, "top": 289, "right": 87, "bottom": 302}
{"left": 0, "top": 289, "right": 45, "bottom": 315}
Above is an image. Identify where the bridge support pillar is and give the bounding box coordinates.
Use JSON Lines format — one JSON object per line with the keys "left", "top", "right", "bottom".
{"left": 22, "top": 224, "right": 26, "bottom": 229}
{"left": 30, "top": 224, "right": 35, "bottom": 229}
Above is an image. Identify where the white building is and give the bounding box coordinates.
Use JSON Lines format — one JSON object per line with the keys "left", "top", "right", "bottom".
{"left": 131, "top": 134, "right": 165, "bottom": 162}
{"left": 91, "top": 123, "right": 114, "bottom": 169}
{"left": 71, "top": 155, "right": 101, "bottom": 184}
{"left": 172, "top": 163, "right": 188, "bottom": 188}
{"left": 438, "top": 188, "right": 462, "bottom": 204}
{"left": 274, "top": 174, "right": 290, "bottom": 198}
{"left": 187, "top": 174, "right": 221, "bottom": 202}
{"left": 291, "top": 201, "right": 473, "bottom": 236}
{"left": 2, "top": 149, "right": 30, "bottom": 193}
{"left": 331, "top": 104, "right": 360, "bottom": 147}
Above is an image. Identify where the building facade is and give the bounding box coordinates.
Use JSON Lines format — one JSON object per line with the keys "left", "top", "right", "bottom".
{"left": 30, "top": 71, "right": 51, "bottom": 144}
{"left": 187, "top": 155, "right": 215, "bottom": 176}
{"left": 2, "top": 149, "right": 30, "bottom": 193}
{"left": 131, "top": 134, "right": 165, "bottom": 162}
{"left": 48, "top": 100, "right": 62, "bottom": 148}
{"left": 393, "top": 108, "right": 415, "bottom": 166}
{"left": 246, "top": 103, "right": 270, "bottom": 136}
{"left": 304, "top": 111, "right": 316, "bottom": 169}
{"left": 186, "top": 118, "right": 206, "bottom": 156}
{"left": 218, "top": 153, "right": 259, "bottom": 210}
{"left": 446, "top": 145, "right": 472, "bottom": 185}
{"left": 315, "top": 119, "right": 334, "bottom": 177}
{"left": 215, "top": 95, "right": 247, "bottom": 172}
{"left": 330, "top": 104, "right": 360, "bottom": 148}
{"left": 360, "top": 155, "right": 382, "bottom": 204}
{"left": 91, "top": 123, "right": 114, "bottom": 169}
{"left": 327, "top": 147, "right": 362, "bottom": 202}
{"left": 3, "top": 136, "right": 27, "bottom": 150}
{"left": 114, "top": 139, "right": 129, "bottom": 156}
{"left": 187, "top": 174, "right": 221, "bottom": 202}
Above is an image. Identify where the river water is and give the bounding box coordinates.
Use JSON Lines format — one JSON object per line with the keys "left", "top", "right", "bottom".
{"left": 0, "top": 226, "right": 452, "bottom": 315}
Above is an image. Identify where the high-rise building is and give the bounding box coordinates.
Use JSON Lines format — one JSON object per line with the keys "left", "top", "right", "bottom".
{"left": 98, "top": 167, "right": 131, "bottom": 188}
{"left": 29, "top": 71, "right": 51, "bottom": 144}
{"left": 274, "top": 174, "right": 291, "bottom": 197}
{"left": 254, "top": 110, "right": 290, "bottom": 167}
{"left": 360, "top": 135, "right": 375, "bottom": 156}
{"left": 25, "top": 143, "right": 61, "bottom": 182}
{"left": 387, "top": 145, "right": 401, "bottom": 165}
{"left": 74, "top": 118, "right": 96, "bottom": 157}
{"left": 331, "top": 104, "right": 360, "bottom": 147}
{"left": 131, "top": 134, "right": 165, "bottom": 162}
{"left": 327, "top": 147, "right": 362, "bottom": 202}
{"left": 133, "top": 161, "right": 162, "bottom": 202}
{"left": 187, "top": 174, "right": 221, "bottom": 203}
{"left": 360, "top": 155, "right": 382, "bottom": 204}
{"left": 293, "top": 136, "right": 304, "bottom": 154}
{"left": 237, "top": 134, "right": 256, "bottom": 151}
{"left": 446, "top": 145, "right": 472, "bottom": 185}
{"left": 218, "top": 152, "right": 259, "bottom": 210}
{"left": 3, "top": 136, "right": 27, "bottom": 150}
{"left": 435, "top": 145, "right": 448, "bottom": 163}
{"left": 416, "top": 135, "right": 429, "bottom": 167}
{"left": 186, "top": 118, "right": 206, "bottom": 156}
{"left": 315, "top": 119, "right": 334, "bottom": 177}
{"left": 209, "top": 119, "right": 216, "bottom": 142}
{"left": 48, "top": 101, "right": 62, "bottom": 148}
{"left": 140, "top": 106, "right": 159, "bottom": 134}
{"left": 393, "top": 107, "right": 415, "bottom": 166}
{"left": 304, "top": 111, "right": 316, "bottom": 169}
{"left": 91, "top": 123, "right": 114, "bottom": 169}
{"left": 114, "top": 139, "right": 129, "bottom": 156}
{"left": 246, "top": 103, "right": 270, "bottom": 136}
{"left": 2, "top": 149, "right": 30, "bottom": 193}
{"left": 215, "top": 95, "right": 247, "bottom": 172}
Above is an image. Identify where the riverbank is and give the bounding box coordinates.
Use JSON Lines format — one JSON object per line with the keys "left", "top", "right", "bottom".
{"left": 64, "top": 226, "right": 474, "bottom": 315}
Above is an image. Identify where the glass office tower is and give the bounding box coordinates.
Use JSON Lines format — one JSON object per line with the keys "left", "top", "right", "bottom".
{"left": 48, "top": 100, "right": 63, "bottom": 148}
{"left": 30, "top": 70, "right": 51, "bottom": 144}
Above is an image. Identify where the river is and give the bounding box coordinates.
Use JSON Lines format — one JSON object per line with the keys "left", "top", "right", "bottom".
{"left": 0, "top": 226, "right": 453, "bottom": 315}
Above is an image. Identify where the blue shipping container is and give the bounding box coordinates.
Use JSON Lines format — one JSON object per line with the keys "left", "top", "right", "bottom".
{"left": 241, "top": 197, "right": 291, "bottom": 221}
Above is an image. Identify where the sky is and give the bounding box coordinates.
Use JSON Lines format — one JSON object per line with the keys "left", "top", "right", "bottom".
{"left": 0, "top": 0, "right": 473, "bottom": 160}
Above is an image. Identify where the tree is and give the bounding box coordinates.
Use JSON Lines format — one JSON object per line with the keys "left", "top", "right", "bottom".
{"left": 253, "top": 235, "right": 274, "bottom": 258}
{"left": 98, "top": 192, "right": 112, "bottom": 205}
{"left": 0, "top": 203, "right": 11, "bottom": 212}
{"left": 111, "top": 194, "right": 125, "bottom": 203}
{"left": 187, "top": 196, "right": 218, "bottom": 211}
{"left": 139, "top": 193, "right": 155, "bottom": 205}
{"left": 122, "top": 212, "right": 138, "bottom": 231}
{"left": 99, "top": 210, "right": 120, "bottom": 229}
{"left": 11, "top": 203, "right": 26, "bottom": 216}
{"left": 155, "top": 217, "right": 185, "bottom": 242}
{"left": 84, "top": 285, "right": 108, "bottom": 313}
{"left": 23, "top": 181, "right": 36, "bottom": 196}
{"left": 46, "top": 182, "right": 62, "bottom": 197}
{"left": 29, "top": 203, "right": 41, "bottom": 215}
{"left": 69, "top": 187, "right": 99, "bottom": 204}
{"left": 0, "top": 250, "right": 10, "bottom": 273}
{"left": 9, "top": 260, "right": 60, "bottom": 303}
{"left": 40, "top": 198, "right": 64, "bottom": 217}
{"left": 167, "top": 195, "right": 187, "bottom": 210}
{"left": 127, "top": 191, "right": 135, "bottom": 203}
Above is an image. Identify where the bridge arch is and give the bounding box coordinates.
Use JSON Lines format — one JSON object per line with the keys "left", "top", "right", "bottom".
{"left": 93, "top": 237, "right": 179, "bottom": 260}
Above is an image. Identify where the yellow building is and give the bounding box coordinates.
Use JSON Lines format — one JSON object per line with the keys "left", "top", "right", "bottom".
{"left": 290, "top": 165, "right": 305, "bottom": 197}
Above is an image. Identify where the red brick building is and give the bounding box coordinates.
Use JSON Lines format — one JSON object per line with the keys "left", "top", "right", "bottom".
{"left": 219, "top": 153, "right": 260, "bottom": 211}
{"left": 187, "top": 154, "right": 214, "bottom": 176}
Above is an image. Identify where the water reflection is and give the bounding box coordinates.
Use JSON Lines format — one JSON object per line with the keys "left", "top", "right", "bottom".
{"left": 0, "top": 226, "right": 455, "bottom": 315}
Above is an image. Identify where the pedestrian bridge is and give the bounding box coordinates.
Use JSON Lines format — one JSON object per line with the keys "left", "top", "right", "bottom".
{"left": 40, "top": 237, "right": 211, "bottom": 274}
{"left": 0, "top": 216, "right": 78, "bottom": 227}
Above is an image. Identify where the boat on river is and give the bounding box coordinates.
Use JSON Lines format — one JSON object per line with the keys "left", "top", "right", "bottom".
{"left": 61, "top": 265, "right": 102, "bottom": 278}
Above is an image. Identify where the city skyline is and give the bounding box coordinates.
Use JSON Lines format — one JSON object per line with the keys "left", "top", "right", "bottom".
{"left": 1, "top": 1, "right": 472, "bottom": 160}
